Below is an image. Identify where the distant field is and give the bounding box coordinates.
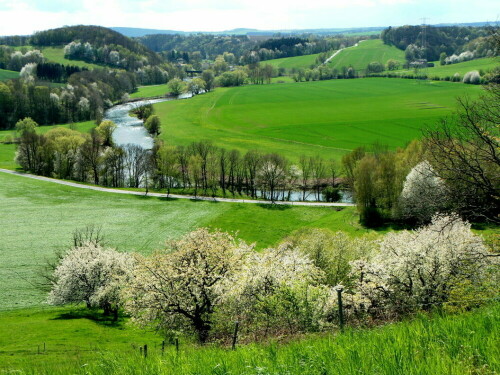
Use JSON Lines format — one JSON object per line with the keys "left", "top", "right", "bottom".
{"left": 130, "top": 83, "right": 170, "bottom": 98}
{"left": 0, "top": 121, "right": 95, "bottom": 170}
{"left": 0, "top": 68, "right": 19, "bottom": 81}
{"left": 401, "top": 57, "right": 498, "bottom": 79}
{"left": 265, "top": 52, "right": 325, "bottom": 70}
{"left": 0, "top": 171, "right": 369, "bottom": 310}
{"left": 328, "top": 39, "right": 405, "bottom": 72}
{"left": 154, "top": 78, "right": 480, "bottom": 161}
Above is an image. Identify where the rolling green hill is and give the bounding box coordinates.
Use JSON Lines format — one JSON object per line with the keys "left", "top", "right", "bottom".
{"left": 327, "top": 39, "right": 405, "bottom": 71}
{"left": 154, "top": 78, "right": 480, "bottom": 161}
{"left": 265, "top": 52, "right": 325, "bottom": 70}
{"left": 0, "top": 68, "right": 19, "bottom": 81}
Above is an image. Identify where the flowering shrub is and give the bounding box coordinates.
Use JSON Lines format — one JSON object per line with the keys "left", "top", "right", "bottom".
{"left": 48, "top": 243, "right": 133, "bottom": 318}
{"left": 349, "top": 215, "right": 496, "bottom": 315}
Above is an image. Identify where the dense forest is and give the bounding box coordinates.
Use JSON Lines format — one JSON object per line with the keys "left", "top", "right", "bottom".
{"left": 381, "top": 25, "right": 497, "bottom": 61}
{"left": 138, "top": 34, "right": 256, "bottom": 60}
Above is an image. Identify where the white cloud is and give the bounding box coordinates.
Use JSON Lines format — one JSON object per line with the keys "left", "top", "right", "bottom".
{"left": 0, "top": 0, "right": 496, "bottom": 35}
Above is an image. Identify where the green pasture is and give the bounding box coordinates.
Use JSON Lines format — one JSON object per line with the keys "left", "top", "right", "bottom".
{"left": 265, "top": 52, "right": 325, "bottom": 70}
{"left": 0, "top": 121, "right": 95, "bottom": 170}
{"left": 130, "top": 83, "right": 171, "bottom": 98}
{"left": 0, "top": 171, "right": 368, "bottom": 311}
{"left": 155, "top": 78, "right": 480, "bottom": 161}
{"left": 0, "top": 68, "right": 19, "bottom": 81}
{"left": 403, "top": 57, "right": 498, "bottom": 79}
{"left": 327, "top": 39, "right": 405, "bottom": 72}
{"left": 1, "top": 302, "right": 498, "bottom": 374}
{"left": 41, "top": 47, "right": 103, "bottom": 70}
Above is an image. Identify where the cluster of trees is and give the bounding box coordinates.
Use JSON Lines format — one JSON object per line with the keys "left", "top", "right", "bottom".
{"left": 15, "top": 118, "right": 341, "bottom": 202}
{"left": 30, "top": 26, "right": 161, "bottom": 64}
{"left": 64, "top": 41, "right": 152, "bottom": 71}
{"left": 35, "top": 62, "right": 87, "bottom": 83}
{"left": 345, "top": 82, "right": 499, "bottom": 226}
{"left": 292, "top": 65, "right": 357, "bottom": 82}
{"left": 0, "top": 47, "right": 44, "bottom": 71}
{"left": 48, "top": 216, "right": 498, "bottom": 343}
{"left": 381, "top": 25, "right": 493, "bottom": 61}
{"left": 139, "top": 34, "right": 257, "bottom": 61}
{"left": 0, "top": 68, "right": 136, "bottom": 129}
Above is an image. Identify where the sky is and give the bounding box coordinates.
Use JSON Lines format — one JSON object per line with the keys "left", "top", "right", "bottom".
{"left": 0, "top": 0, "right": 498, "bottom": 35}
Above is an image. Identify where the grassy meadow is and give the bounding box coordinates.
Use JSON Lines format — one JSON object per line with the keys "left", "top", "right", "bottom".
{"left": 154, "top": 78, "right": 481, "bottom": 161}
{"left": 0, "top": 68, "right": 19, "bottom": 81}
{"left": 0, "top": 171, "right": 369, "bottom": 311}
{"left": 327, "top": 39, "right": 406, "bottom": 72}
{"left": 1, "top": 301, "right": 498, "bottom": 374}
{"left": 265, "top": 52, "right": 325, "bottom": 70}
{"left": 130, "top": 83, "right": 171, "bottom": 98}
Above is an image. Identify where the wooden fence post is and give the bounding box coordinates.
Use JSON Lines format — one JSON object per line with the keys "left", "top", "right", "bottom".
{"left": 232, "top": 321, "right": 240, "bottom": 350}
{"left": 337, "top": 287, "right": 344, "bottom": 331}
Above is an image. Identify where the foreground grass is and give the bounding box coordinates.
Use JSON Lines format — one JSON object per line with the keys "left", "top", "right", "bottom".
{"left": 155, "top": 78, "right": 480, "bottom": 161}
{"left": 0, "top": 120, "right": 95, "bottom": 170}
{"left": 327, "top": 39, "right": 405, "bottom": 72}
{"left": 0, "top": 172, "right": 368, "bottom": 310}
{"left": 1, "top": 303, "right": 498, "bottom": 374}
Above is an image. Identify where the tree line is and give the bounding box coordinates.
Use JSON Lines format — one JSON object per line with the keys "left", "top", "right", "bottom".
{"left": 14, "top": 118, "right": 342, "bottom": 202}
{"left": 0, "top": 69, "right": 137, "bottom": 129}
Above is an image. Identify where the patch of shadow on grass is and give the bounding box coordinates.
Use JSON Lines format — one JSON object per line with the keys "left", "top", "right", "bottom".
{"left": 256, "top": 203, "right": 292, "bottom": 211}
{"left": 52, "top": 308, "right": 126, "bottom": 328}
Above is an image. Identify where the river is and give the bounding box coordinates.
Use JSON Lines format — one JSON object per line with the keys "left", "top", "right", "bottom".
{"left": 105, "top": 93, "right": 192, "bottom": 149}
{"left": 104, "top": 93, "right": 353, "bottom": 203}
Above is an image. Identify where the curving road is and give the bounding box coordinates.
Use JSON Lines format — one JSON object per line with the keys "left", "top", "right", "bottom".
{"left": 0, "top": 168, "right": 355, "bottom": 207}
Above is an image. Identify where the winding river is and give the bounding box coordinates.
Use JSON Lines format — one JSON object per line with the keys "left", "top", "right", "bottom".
{"left": 103, "top": 93, "right": 353, "bottom": 203}
{"left": 105, "top": 93, "right": 192, "bottom": 148}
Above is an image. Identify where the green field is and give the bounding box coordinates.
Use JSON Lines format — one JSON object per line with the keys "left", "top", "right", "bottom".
{"left": 130, "top": 83, "right": 171, "bottom": 98}
{"left": 154, "top": 78, "right": 480, "bottom": 161}
{"left": 0, "top": 171, "right": 369, "bottom": 311}
{"left": 402, "top": 57, "right": 499, "bottom": 79}
{"left": 41, "top": 47, "right": 104, "bottom": 70}
{"left": 1, "top": 302, "right": 498, "bottom": 374}
{"left": 0, "top": 68, "right": 19, "bottom": 81}
{"left": 0, "top": 121, "right": 95, "bottom": 170}
{"left": 265, "top": 52, "right": 325, "bottom": 70}
{"left": 328, "top": 39, "right": 406, "bottom": 72}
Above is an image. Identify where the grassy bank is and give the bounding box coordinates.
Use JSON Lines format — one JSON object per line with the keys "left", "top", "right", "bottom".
{"left": 1, "top": 302, "right": 498, "bottom": 374}
{"left": 154, "top": 78, "right": 480, "bottom": 161}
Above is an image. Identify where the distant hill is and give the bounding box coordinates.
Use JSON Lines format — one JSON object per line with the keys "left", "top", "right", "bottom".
{"left": 111, "top": 22, "right": 492, "bottom": 38}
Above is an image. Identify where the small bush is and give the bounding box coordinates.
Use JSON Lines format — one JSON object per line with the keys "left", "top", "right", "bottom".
{"left": 463, "top": 70, "right": 481, "bottom": 84}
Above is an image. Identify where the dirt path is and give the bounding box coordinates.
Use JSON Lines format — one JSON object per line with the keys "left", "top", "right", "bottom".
{"left": 0, "top": 169, "right": 355, "bottom": 207}
{"left": 323, "top": 40, "right": 366, "bottom": 65}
